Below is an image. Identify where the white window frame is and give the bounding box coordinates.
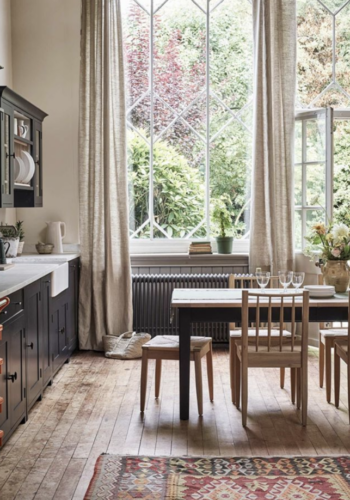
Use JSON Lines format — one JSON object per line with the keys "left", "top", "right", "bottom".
{"left": 125, "top": 0, "right": 253, "bottom": 255}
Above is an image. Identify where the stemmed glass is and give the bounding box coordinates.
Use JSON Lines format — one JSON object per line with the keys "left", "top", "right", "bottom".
{"left": 292, "top": 272, "right": 305, "bottom": 290}
{"left": 278, "top": 270, "right": 293, "bottom": 292}
{"left": 256, "top": 271, "right": 270, "bottom": 290}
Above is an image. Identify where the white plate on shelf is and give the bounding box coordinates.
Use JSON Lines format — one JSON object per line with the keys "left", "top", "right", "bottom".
{"left": 14, "top": 156, "right": 26, "bottom": 183}
{"left": 20, "top": 151, "right": 35, "bottom": 184}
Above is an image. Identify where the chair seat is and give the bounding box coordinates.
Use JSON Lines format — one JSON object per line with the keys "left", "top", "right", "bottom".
{"left": 320, "top": 328, "right": 348, "bottom": 338}
{"left": 230, "top": 328, "right": 291, "bottom": 338}
{"left": 236, "top": 343, "right": 302, "bottom": 368}
{"left": 143, "top": 335, "right": 211, "bottom": 351}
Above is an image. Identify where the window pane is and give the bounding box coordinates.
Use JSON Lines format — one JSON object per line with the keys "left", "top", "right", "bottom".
{"left": 306, "top": 118, "right": 325, "bottom": 162}
{"left": 295, "top": 164, "right": 302, "bottom": 206}
{"left": 335, "top": 4, "right": 350, "bottom": 96}
{"left": 210, "top": 121, "right": 252, "bottom": 238}
{"left": 306, "top": 208, "right": 325, "bottom": 233}
{"left": 210, "top": 0, "right": 253, "bottom": 111}
{"left": 306, "top": 163, "right": 325, "bottom": 206}
{"left": 297, "top": 1, "right": 332, "bottom": 107}
{"left": 295, "top": 120, "right": 302, "bottom": 164}
{"left": 334, "top": 119, "right": 350, "bottom": 226}
{"left": 294, "top": 210, "right": 302, "bottom": 250}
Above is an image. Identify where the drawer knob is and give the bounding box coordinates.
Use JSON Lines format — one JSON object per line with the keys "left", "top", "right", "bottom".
{"left": 7, "top": 372, "right": 17, "bottom": 382}
{"left": 26, "top": 342, "right": 34, "bottom": 350}
{"left": 14, "top": 302, "right": 22, "bottom": 306}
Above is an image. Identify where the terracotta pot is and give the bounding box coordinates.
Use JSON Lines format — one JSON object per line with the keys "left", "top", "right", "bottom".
{"left": 321, "top": 260, "right": 350, "bottom": 293}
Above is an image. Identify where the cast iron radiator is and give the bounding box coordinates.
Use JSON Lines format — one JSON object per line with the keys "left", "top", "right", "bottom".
{"left": 132, "top": 274, "right": 230, "bottom": 342}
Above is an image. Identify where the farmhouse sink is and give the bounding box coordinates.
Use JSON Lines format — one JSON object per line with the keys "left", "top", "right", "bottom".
{"left": 50, "top": 262, "right": 69, "bottom": 297}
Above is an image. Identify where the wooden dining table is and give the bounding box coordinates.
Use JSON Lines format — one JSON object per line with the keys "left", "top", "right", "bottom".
{"left": 171, "top": 288, "right": 349, "bottom": 420}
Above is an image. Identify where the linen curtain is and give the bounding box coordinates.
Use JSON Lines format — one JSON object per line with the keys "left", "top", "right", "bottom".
{"left": 249, "top": 0, "right": 297, "bottom": 275}
{"left": 79, "top": 0, "right": 132, "bottom": 350}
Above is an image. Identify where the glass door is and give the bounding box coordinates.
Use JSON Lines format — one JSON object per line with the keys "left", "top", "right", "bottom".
{"left": 294, "top": 108, "right": 333, "bottom": 250}
{"left": 0, "top": 103, "right": 14, "bottom": 207}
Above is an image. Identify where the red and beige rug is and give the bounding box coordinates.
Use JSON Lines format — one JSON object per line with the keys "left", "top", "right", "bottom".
{"left": 84, "top": 455, "right": 350, "bottom": 499}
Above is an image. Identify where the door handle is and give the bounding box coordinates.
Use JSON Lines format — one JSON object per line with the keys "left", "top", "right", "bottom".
{"left": 7, "top": 372, "right": 17, "bottom": 382}
{"left": 14, "top": 302, "right": 22, "bottom": 306}
{"left": 26, "top": 342, "right": 34, "bottom": 349}
{"left": 59, "top": 327, "right": 65, "bottom": 334}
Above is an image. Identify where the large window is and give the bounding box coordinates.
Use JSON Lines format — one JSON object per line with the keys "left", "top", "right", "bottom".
{"left": 295, "top": 0, "right": 350, "bottom": 249}
{"left": 122, "top": 0, "right": 253, "bottom": 242}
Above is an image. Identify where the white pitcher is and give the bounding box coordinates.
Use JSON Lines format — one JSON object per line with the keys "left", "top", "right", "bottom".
{"left": 46, "top": 221, "right": 66, "bottom": 254}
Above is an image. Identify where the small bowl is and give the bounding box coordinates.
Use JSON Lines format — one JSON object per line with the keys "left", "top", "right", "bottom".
{"left": 36, "top": 243, "right": 54, "bottom": 255}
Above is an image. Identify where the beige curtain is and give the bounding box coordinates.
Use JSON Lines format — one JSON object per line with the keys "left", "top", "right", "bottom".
{"left": 249, "top": 0, "right": 296, "bottom": 275}
{"left": 79, "top": 0, "right": 132, "bottom": 351}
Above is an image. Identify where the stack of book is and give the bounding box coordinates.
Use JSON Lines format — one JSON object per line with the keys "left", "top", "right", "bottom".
{"left": 189, "top": 241, "right": 213, "bottom": 255}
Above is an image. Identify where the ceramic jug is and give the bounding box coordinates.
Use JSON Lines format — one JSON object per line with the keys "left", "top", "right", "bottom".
{"left": 46, "top": 221, "right": 66, "bottom": 254}
{"left": 0, "top": 239, "right": 10, "bottom": 264}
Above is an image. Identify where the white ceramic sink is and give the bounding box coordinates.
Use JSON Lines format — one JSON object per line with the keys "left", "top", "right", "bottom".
{"left": 50, "top": 262, "right": 69, "bottom": 297}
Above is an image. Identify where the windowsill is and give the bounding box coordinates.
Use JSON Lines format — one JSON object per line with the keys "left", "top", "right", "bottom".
{"left": 130, "top": 252, "right": 249, "bottom": 267}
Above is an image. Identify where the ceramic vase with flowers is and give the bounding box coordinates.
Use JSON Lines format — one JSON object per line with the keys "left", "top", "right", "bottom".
{"left": 305, "top": 222, "right": 350, "bottom": 293}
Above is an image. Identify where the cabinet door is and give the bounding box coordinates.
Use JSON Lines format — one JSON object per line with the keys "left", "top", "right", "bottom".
{"left": 41, "top": 277, "right": 52, "bottom": 386}
{"left": 68, "top": 261, "right": 79, "bottom": 353}
{"left": 0, "top": 329, "right": 11, "bottom": 441}
{"left": 33, "top": 120, "right": 42, "bottom": 207}
{"left": 7, "top": 315, "right": 26, "bottom": 426}
{"left": 0, "top": 102, "right": 14, "bottom": 207}
{"left": 25, "top": 281, "right": 43, "bottom": 410}
{"left": 59, "top": 301, "right": 68, "bottom": 362}
{"left": 50, "top": 302, "right": 60, "bottom": 374}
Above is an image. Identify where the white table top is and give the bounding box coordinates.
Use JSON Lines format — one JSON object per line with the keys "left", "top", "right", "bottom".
{"left": 171, "top": 288, "right": 349, "bottom": 308}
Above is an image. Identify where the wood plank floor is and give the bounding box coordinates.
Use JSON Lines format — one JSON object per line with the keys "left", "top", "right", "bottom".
{"left": 0, "top": 347, "right": 350, "bottom": 499}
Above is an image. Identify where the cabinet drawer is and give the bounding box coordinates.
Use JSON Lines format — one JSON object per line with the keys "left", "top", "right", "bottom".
{"left": 0, "top": 289, "right": 24, "bottom": 323}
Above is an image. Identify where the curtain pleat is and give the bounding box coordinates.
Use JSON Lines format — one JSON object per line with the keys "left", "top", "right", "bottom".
{"left": 79, "top": 0, "right": 132, "bottom": 350}
{"left": 249, "top": 0, "right": 296, "bottom": 274}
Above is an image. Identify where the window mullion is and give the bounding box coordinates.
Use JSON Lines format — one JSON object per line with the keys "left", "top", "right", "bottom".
{"left": 149, "top": 0, "right": 154, "bottom": 240}
{"left": 205, "top": 0, "right": 210, "bottom": 238}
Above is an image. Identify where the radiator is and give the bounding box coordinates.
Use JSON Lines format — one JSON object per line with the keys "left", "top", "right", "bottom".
{"left": 132, "top": 274, "right": 230, "bottom": 343}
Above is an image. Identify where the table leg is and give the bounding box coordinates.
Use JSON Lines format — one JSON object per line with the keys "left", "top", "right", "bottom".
{"left": 179, "top": 308, "right": 191, "bottom": 420}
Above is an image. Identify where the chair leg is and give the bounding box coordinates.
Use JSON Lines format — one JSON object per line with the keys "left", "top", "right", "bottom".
{"left": 280, "top": 368, "right": 285, "bottom": 389}
{"left": 319, "top": 333, "right": 324, "bottom": 388}
{"left": 242, "top": 363, "right": 248, "bottom": 428}
{"left": 291, "top": 368, "right": 296, "bottom": 405}
{"left": 301, "top": 367, "right": 308, "bottom": 427}
{"left": 334, "top": 349, "right": 340, "bottom": 409}
{"left": 155, "top": 359, "right": 162, "bottom": 399}
{"left": 230, "top": 337, "right": 236, "bottom": 404}
{"left": 296, "top": 368, "right": 301, "bottom": 410}
{"left": 235, "top": 356, "right": 241, "bottom": 410}
{"left": 206, "top": 344, "right": 214, "bottom": 402}
{"left": 140, "top": 350, "right": 149, "bottom": 413}
{"left": 325, "top": 338, "right": 332, "bottom": 404}
{"left": 194, "top": 351, "right": 203, "bottom": 417}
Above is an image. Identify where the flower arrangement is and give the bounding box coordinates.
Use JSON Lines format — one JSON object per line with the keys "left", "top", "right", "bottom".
{"left": 304, "top": 222, "right": 350, "bottom": 261}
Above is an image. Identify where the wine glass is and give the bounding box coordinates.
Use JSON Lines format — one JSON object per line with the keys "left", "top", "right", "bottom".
{"left": 278, "top": 270, "right": 293, "bottom": 292}
{"left": 256, "top": 271, "right": 270, "bottom": 290}
{"left": 292, "top": 272, "right": 305, "bottom": 290}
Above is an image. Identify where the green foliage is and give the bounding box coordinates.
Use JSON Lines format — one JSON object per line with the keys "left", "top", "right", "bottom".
{"left": 0, "top": 226, "right": 18, "bottom": 239}
{"left": 211, "top": 195, "right": 235, "bottom": 238}
{"left": 128, "top": 131, "right": 205, "bottom": 238}
{"left": 15, "top": 221, "right": 25, "bottom": 242}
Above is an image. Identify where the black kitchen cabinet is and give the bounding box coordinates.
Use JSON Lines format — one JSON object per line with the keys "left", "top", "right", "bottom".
{"left": 41, "top": 277, "right": 52, "bottom": 388}
{"left": 0, "top": 87, "right": 47, "bottom": 208}
{"left": 0, "top": 313, "right": 26, "bottom": 439}
{"left": 0, "top": 258, "right": 79, "bottom": 447}
{"left": 24, "top": 280, "right": 43, "bottom": 411}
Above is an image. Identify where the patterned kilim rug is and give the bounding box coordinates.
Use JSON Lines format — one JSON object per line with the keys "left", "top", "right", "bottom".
{"left": 84, "top": 455, "right": 350, "bottom": 499}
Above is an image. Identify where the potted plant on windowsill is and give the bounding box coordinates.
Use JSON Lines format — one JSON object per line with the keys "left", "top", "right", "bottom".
{"left": 305, "top": 221, "right": 350, "bottom": 292}
{"left": 211, "top": 195, "right": 235, "bottom": 254}
{"left": 16, "top": 220, "right": 25, "bottom": 256}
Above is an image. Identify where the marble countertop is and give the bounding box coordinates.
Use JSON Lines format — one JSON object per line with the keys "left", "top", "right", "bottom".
{"left": 12, "top": 253, "right": 80, "bottom": 263}
{"left": 0, "top": 263, "right": 61, "bottom": 298}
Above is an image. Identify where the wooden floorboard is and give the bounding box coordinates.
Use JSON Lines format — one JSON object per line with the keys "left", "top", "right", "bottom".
{"left": 0, "top": 347, "right": 348, "bottom": 499}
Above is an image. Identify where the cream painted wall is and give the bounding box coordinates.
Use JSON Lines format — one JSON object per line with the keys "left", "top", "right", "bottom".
{"left": 12, "top": 0, "right": 80, "bottom": 245}
{"left": 0, "top": 0, "right": 17, "bottom": 227}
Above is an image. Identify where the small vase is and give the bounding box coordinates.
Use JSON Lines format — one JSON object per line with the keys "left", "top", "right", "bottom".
{"left": 321, "top": 260, "right": 350, "bottom": 293}
{"left": 216, "top": 236, "right": 233, "bottom": 254}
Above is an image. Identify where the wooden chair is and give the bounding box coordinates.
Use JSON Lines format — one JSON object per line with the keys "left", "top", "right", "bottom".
{"left": 234, "top": 290, "right": 309, "bottom": 427}
{"left": 140, "top": 335, "right": 213, "bottom": 417}
{"left": 318, "top": 274, "right": 348, "bottom": 403}
{"left": 229, "top": 274, "right": 291, "bottom": 404}
{"left": 334, "top": 293, "right": 350, "bottom": 419}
